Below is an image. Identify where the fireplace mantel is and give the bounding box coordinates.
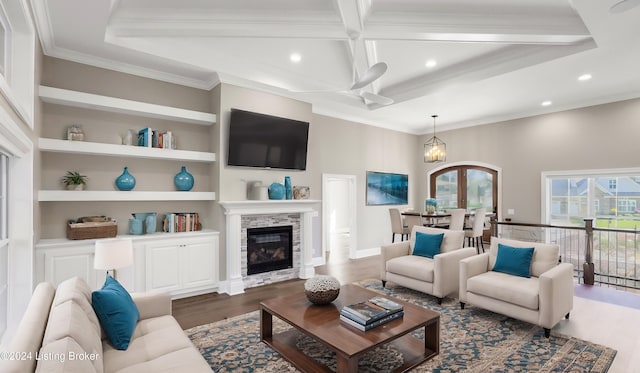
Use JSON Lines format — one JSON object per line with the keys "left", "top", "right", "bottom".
{"left": 219, "top": 200, "right": 320, "bottom": 215}
{"left": 219, "top": 199, "right": 320, "bottom": 295}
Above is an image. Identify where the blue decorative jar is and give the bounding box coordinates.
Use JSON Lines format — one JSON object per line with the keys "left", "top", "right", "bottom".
{"left": 284, "top": 176, "right": 292, "bottom": 200}
{"left": 174, "top": 166, "right": 194, "bottom": 191}
{"left": 115, "top": 167, "right": 136, "bottom": 191}
{"left": 268, "top": 182, "right": 285, "bottom": 200}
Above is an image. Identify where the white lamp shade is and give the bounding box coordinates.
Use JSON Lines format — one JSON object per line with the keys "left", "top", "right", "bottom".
{"left": 94, "top": 239, "right": 133, "bottom": 270}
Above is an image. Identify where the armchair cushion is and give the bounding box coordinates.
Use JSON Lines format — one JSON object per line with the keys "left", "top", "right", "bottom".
{"left": 386, "top": 255, "right": 434, "bottom": 282}
{"left": 493, "top": 244, "right": 534, "bottom": 278}
{"left": 412, "top": 232, "right": 444, "bottom": 258}
{"left": 467, "top": 271, "right": 540, "bottom": 310}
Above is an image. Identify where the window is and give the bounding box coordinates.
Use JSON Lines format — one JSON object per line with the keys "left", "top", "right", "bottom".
{"left": 618, "top": 199, "right": 636, "bottom": 214}
{"left": 429, "top": 165, "right": 498, "bottom": 212}
{"left": 544, "top": 170, "right": 640, "bottom": 229}
{"left": 0, "top": 154, "right": 6, "bottom": 238}
{"left": 0, "top": 154, "right": 8, "bottom": 338}
{"left": 0, "top": 0, "right": 35, "bottom": 127}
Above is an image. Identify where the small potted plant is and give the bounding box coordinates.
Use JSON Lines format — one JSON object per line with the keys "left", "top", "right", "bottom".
{"left": 62, "top": 171, "right": 88, "bottom": 190}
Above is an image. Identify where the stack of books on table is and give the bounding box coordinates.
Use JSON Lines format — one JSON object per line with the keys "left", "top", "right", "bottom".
{"left": 340, "top": 296, "right": 404, "bottom": 331}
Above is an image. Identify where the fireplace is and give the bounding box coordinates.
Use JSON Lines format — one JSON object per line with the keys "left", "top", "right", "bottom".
{"left": 246, "top": 225, "right": 293, "bottom": 275}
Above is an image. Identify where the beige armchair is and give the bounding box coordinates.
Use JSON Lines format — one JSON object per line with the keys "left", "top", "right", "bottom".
{"left": 380, "top": 226, "right": 476, "bottom": 303}
{"left": 459, "top": 237, "right": 574, "bottom": 338}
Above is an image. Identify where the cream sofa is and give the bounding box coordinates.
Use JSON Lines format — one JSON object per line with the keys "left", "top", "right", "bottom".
{"left": 459, "top": 237, "right": 574, "bottom": 337}
{"left": 0, "top": 277, "right": 211, "bottom": 373}
{"left": 380, "top": 226, "right": 476, "bottom": 303}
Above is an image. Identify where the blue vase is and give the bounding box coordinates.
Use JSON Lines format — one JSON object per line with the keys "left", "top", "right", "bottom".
{"left": 145, "top": 215, "right": 157, "bottom": 234}
{"left": 284, "top": 176, "right": 292, "bottom": 200}
{"left": 174, "top": 166, "right": 194, "bottom": 191}
{"left": 268, "top": 182, "right": 285, "bottom": 200}
{"left": 129, "top": 218, "right": 143, "bottom": 235}
{"left": 115, "top": 167, "right": 136, "bottom": 191}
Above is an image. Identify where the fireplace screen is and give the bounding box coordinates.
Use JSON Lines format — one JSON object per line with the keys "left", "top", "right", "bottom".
{"left": 246, "top": 225, "right": 293, "bottom": 275}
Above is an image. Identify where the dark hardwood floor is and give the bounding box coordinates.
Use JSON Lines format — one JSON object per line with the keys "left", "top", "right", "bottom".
{"left": 172, "top": 249, "right": 640, "bottom": 330}
{"left": 172, "top": 253, "right": 380, "bottom": 329}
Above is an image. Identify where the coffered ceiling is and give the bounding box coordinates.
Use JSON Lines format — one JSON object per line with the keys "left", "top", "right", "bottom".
{"left": 31, "top": 0, "right": 640, "bottom": 134}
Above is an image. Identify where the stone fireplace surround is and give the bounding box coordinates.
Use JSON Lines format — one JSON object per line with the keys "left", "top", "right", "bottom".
{"left": 219, "top": 200, "right": 320, "bottom": 295}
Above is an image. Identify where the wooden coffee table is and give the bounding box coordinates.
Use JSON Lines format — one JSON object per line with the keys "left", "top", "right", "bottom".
{"left": 260, "top": 284, "right": 439, "bottom": 372}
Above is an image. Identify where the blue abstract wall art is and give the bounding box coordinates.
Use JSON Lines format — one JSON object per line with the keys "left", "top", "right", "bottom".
{"left": 366, "top": 171, "right": 408, "bottom": 205}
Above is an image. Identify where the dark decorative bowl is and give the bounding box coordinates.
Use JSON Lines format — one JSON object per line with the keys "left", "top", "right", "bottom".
{"left": 304, "top": 275, "right": 341, "bottom": 305}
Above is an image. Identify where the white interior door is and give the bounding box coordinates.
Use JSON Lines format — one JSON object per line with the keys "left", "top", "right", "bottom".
{"left": 322, "top": 174, "right": 357, "bottom": 263}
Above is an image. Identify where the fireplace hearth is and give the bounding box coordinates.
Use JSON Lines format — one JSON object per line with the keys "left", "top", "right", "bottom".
{"left": 246, "top": 225, "right": 293, "bottom": 275}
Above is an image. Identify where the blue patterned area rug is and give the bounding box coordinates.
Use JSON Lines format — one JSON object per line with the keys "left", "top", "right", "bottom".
{"left": 186, "top": 279, "right": 617, "bottom": 372}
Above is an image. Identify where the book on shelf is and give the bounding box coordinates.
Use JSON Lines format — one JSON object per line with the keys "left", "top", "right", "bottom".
{"left": 137, "top": 128, "right": 176, "bottom": 149}
{"left": 163, "top": 212, "right": 201, "bottom": 233}
{"left": 138, "top": 127, "right": 152, "bottom": 147}
{"left": 340, "top": 311, "right": 404, "bottom": 331}
{"left": 340, "top": 296, "right": 404, "bottom": 325}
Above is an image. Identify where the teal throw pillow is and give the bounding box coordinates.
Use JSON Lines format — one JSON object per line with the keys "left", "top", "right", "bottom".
{"left": 493, "top": 244, "right": 535, "bottom": 278}
{"left": 91, "top": 275, "right": 139, "bottom": 350}
{"left": 413, "top": 232, "right": 444, "bottom": 258}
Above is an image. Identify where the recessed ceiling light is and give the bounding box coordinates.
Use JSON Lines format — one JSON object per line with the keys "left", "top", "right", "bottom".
{"left": 541, "top": 100, "right": 552, "bottom": 107}
{"left": 425, "top": 59, "right": 437, "bottom": 68}
{"left": 578, "top": 74, "right": 592, "bottom": 81}
{"left": 290, "top": 53, "right": 301, "bottom": 63}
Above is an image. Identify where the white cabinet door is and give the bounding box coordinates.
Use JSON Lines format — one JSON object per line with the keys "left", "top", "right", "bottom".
{"left": 182, "top": 238, "right": 218, "bottom": 289}
{"left": 44, "top": 251, "right": 98, "bottom": 289}
{"left": 145, "top": 243, "right": 181, "bottom": 292}
{"left": 36, "top": 231, "right": 219, "bottom": 297}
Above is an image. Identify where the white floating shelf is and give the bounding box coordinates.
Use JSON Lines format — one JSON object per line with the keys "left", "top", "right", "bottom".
{"left": 39, "top": 86, "right": 216, "bottom": 126}
{"left": 39, "top": 138, "right": 216, "bottom": 163}
{"left": 38, "top": 191, "right": 216, "bottom": 202}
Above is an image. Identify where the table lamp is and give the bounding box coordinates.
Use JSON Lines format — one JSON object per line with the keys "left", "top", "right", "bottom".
{"left": 94, "top": 238, "right": 133, "bottom": 280}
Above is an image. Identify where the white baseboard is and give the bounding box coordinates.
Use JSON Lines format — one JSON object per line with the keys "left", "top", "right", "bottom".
{"left": 353, "top": 247, "right": 381, "bottom": 259}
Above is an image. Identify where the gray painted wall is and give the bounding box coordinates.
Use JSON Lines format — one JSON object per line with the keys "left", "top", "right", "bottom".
{"left": 418, "top": 98, "right": 640, "bottom": 223}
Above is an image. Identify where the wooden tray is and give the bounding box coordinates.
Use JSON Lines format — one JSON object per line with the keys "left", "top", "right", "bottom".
{"left": 67, "top": 218, "right": 117, "bottom": 240}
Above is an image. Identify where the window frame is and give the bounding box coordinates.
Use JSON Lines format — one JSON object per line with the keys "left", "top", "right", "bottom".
{"left": 429, "top": 164, "right": 498, "bottom": 213}
{"left": 0, "top": 0, "right": 35, "bottom": 128}
{"left": 542, "top": 168, "right": 640, "bottom": 226}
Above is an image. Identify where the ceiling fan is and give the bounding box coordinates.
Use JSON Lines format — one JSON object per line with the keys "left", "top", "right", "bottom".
{"left": 289, "top": 62, "right": 394, "bottom": 106}
{"left": 610, "top": 0, "right": 640, "bottom": 13}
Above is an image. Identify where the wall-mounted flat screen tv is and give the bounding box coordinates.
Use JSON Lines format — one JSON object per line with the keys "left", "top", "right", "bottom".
{"left": 227, "top": 109, "right": 309, "bottom": 170}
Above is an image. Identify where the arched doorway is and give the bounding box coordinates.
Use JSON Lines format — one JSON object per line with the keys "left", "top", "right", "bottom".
{"left": 428, "top": 163, "right": 501, "bottom": 241}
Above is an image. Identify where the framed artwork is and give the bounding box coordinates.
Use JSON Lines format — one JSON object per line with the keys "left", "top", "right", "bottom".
{"left": 366, "top": 171, "right": 408, "bottom": 205}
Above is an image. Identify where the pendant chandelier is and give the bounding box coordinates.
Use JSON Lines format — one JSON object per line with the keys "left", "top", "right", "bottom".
{"left": 424, "top": 115, "right": 446, "bottom": 163}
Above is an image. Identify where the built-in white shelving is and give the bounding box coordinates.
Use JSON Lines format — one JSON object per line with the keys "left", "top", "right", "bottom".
{"left": 39, "top": 138, "right": 216, "bottom": 162}
{"left": 39, "top": 85, "right": 217, "bottom": 204}
{"left": 38, "top": 191, "right": 216, "bottom": 202}
{"left": 39, "top": 86, "right": 216, "bottom": 125}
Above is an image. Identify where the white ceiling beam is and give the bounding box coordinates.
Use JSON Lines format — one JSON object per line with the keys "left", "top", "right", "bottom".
{"left": 333, "top": 0, "right": 367, "bottom": 83}
{"left": 363, "top": 10, "right": 591, "bottom": 45}
{"left": 108, "top": 19, "right": 348, "bottom": 40}
{"left": 373, "top": 38, "right": 597, "bottom": 109}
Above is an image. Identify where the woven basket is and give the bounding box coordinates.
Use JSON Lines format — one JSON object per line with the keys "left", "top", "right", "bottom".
{"left": 67, "top": 218, "right": 117, "bottom": 240}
